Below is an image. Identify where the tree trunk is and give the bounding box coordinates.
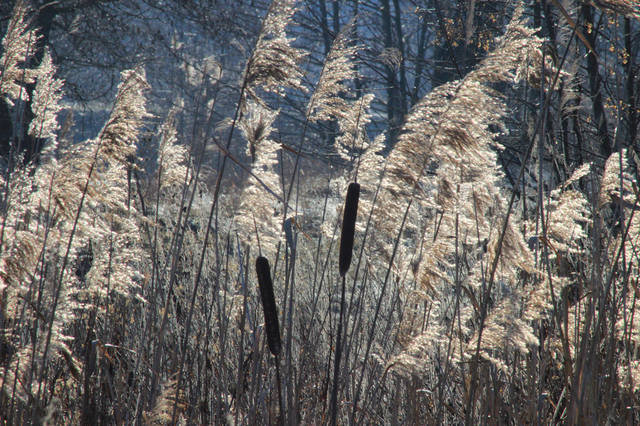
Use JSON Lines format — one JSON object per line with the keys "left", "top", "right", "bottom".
{"left": 624, "top": 18, "right": 637, "bottom": 149}
{"left": 411, "top": 16, "right": 429, "bottom": 106}
{"left": 392, "top": 0, "right": 407, "bottom": 116}
{"left": 581, "top": 4, "right": 612, "bottom": 158}
{"left": 319, "top": 0, "right": 332, "bottom": 55}
{"left": 381, "top": 0, "right": 402, "bottom": 143}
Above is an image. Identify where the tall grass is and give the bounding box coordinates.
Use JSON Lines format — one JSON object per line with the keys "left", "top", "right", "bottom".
{"left": 0, "top": 0, "right": 638, "bottom": 424}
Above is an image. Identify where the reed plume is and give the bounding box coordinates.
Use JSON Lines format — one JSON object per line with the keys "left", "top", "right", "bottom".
{"left": 235, "top": 101, "right": 282, "bottom": 257}
{"left": 383, "top": 4, "right": 547, "bottom": 376}
{"left": 246, "top": 0, "right": 306, "bottom": 97}
{"left": 28, "top": 49, "right": 63, "bottom": 155}
{"left": 0, "top": 0, "right": 38, "bottom": 106}
{"left": 0, "top": 61, "right": 150, "bottom": 414}
{"left": 307, "top": 22, "right": 358, "bottom": 123}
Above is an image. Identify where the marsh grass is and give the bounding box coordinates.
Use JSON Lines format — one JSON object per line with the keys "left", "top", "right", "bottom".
{"left": 0, "top": 1, "right": 639, "bottom": 424}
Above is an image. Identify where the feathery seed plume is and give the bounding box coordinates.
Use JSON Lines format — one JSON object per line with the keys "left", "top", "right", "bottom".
{"left": 156, "top": 107, "right": 191, "bottom": 188}
{"left": 28, "top": 49, "right": 64, "bottom": 155}
{"left": 235, "top": 101, "right": 282, "bottom": 256}
{"left": 307, "top": 22, "right": 359, "bottom": 122}
{"left": 0, "top": 0, "right": 39, "bottom": 106}
{"left": 384, "top": 5, "right": 545, "bottom": 376}
{"left": 240, "top": 100, "right": 280, "bottom": 163}
{"left": 246, "top": 0, "right": 306, "bottom": 97}
{"left": 99, "top": 67, "right": 150, "bottom": 163}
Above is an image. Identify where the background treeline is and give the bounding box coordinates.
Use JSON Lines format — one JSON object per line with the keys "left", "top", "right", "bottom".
{"left": 0, "top": 0, "right": 639, "bottom": 424}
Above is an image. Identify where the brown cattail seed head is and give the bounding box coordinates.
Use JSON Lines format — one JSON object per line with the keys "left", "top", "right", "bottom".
{"left": 339, "top": 182, "right": 360, "bottom": 277}
{"left": 256, "top": 256, "right": 281, "bottom": 356}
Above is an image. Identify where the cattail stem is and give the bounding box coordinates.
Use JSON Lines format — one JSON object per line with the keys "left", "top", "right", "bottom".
{"left": 331, "top": 183, "right": 360, "bottom": 425}
{"left": 329, "top": 274, "right": 347, "bottom": 426}
{"left": 256, "top": 255, "right": 284, "bottom": 422}
{"left": 275, "top": 355, "right": 284, "bottom": 425}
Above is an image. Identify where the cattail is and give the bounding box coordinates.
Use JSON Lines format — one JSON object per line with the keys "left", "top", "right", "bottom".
{"left": 256, "top": 256, "right": 281, "bottom": 356}
{"left": 331, "top": 182, "right": 360, "bottom": 426}
{"left": 339, "top": 182, "right": 360, "bottom": 277}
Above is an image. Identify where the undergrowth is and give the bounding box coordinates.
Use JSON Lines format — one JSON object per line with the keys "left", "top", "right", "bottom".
{"left": 0, "top": 0, "right": 639, "bottom": 424}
